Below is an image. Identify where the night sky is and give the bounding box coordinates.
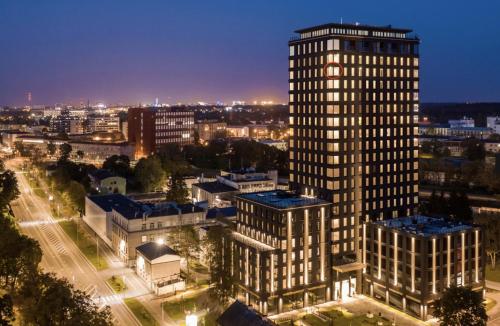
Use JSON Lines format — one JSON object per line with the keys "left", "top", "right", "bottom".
{"left": 1, "top": 0, "right": 499, "bottom": 106}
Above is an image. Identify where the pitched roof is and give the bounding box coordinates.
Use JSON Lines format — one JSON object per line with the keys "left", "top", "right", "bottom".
{"left": 136, "top": 242, "right": 178, "bottom": 261}
{"left": 217, "top": 300, "right": 274, "bottom": 326}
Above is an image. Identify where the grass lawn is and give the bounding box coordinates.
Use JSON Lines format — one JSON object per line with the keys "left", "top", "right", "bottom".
{"left": 163, "top": 288, "right": 213, "bottom": 322}
{"left": 107, "top": 275, "right": 126, "bottom": 293}
{"left": 124, "top": 298, "right": 157, "bottom": 326}
{"left": 59, "top": 220, "right": 108, "bottom": 270}
{"left": 486, "top": 264, "right": 500, "bottom": 282}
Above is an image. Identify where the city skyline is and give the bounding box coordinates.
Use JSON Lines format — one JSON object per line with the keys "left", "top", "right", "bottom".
{"left": 1, "top": 0, "right": 500, "bottom": 106}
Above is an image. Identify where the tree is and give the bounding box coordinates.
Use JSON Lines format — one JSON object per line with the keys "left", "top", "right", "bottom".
{"left": 14, "top": 141, "right": 25, "bottom": 156}
{"left": 165, "top": 174, "right": 189, "bottom": 204}
{"left": 0, "top": 216, "right": 42, "bottom": 291}
{"left": 168, "top": 225, "right": 200, "bottom": 281}
{"left": 76, "top": 150, "right": 84, "bottom": 160}
{"left": 20, "top": 272, "right": 113, "bottom": 326}
{"left": 193, "top": 129, "right": 200, "bottom": 145}
{"left": 102, "top": 155, "right": 131, "bottom": 177}
{"left": 434, "top": 286, "right": 487, "bottom": 326}
{"left": 462, "top": 138, "right": 486, "bottom": 161}
{"left": 58, "top": 143, "right": 72, "bottom": 162}
{"left": 47, "top": 142, "right": 57, "bottom": 157}
{"left": 475, "top": 214, "right": 500, "bottom": 269}
{"left": 204, "top": 224, "right": 234, "bottom": 307}
{"left": 134, "top": 156, "right": 166, "bottom": 192}
{"left": 0, "top": 294, "right": 14, "bottom": 326}
{"left": 65, "top": 181, "right": 86, "bottom": 213}
{"left": 0, "top": 170, "right": 20, "bottom": 210}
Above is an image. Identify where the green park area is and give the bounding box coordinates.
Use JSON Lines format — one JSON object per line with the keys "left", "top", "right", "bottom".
{"left": 107, "top": 275, "right": 126, "bottom": 293}
{"left": 59, "top": 219, "right": 108, "bottom": 270}
{"left": 162, "top": 286, "right": 218, "bottom": 325}
{"left": 124, "top": 298, "right": 158, "bottom": 326}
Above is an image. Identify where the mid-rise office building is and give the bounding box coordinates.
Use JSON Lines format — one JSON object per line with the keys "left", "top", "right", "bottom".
{"left": 87, "top": 114, "right": 121, "bottom": 133}
{"left": 51, "top": 114, "right": 84, "bottom": 135}
{"left": 363, "top": 215, "right": 485, "bottom": 319}
{"left": 231, "top": 190, "right": 332, "bottom": 315}
{"left": 128, "top": 107, "right": 194, "bottom": 158}
{"left": 288, "top": 23, "right": 420, "bottom": 293}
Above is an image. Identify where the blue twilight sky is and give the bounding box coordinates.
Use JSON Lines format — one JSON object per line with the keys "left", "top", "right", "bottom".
{"left": 1, "top": 0, "right": 499, "bottom": 106}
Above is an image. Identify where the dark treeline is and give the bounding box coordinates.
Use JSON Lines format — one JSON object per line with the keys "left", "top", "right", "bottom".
{"left": 421, "top": 103, "right": 500, "bottom": 126}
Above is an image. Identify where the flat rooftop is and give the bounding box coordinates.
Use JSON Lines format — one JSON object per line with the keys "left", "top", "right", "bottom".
{"left": 193, "top": 181, "right": 237, "bottom": 193}
{"left": 87, "top": 194, "right": 203, "bottom": 219}
{"left": 237, "top": 190, "right": 330, "bottom": 210}
{"left": 295, "top": 22, "right": 412, "bottom": 34}
{"left": 374, "top": 215, "right": 474, "bottom": 236}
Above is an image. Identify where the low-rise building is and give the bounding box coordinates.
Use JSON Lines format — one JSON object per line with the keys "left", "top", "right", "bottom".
{"left": 258, "top": 139, "right": 288, "bottom": 151}
{"left": 192, "top": 181, "right": 239, "bottom": 207}
{"left": 12, "top": 135, "right": 135, "bottom": 163}
{"left": 362, "top": 215, "right": 485, "bottom": 320}
{"left": 195, "top": 120, "right": 227, "bottom": 142}
{"left": 88, "top": 169, "right": 126, "bottom": 195}
{"left": 69, "top": 140, "right": 135, "bottom": 163}
{"left": 192, "top": 170, "right": 278, "bottom": 207}
{"left": 226, "top": 126, "right": 249, "bottom": 138}
{"left": 111, "top": 199, "right": 205, "bottom": 265}
{"left": 448, "top": 116, "right": 475, "bottom": 128}
{"left": 248, "top": 125, "right": 270, "bottom": 139}
{"left": 84, "top": 194, "right": 122, "bottom": 246}
{"left": 85, "top": 194, "right": 206, "bottom": 265}
{"left": 487, "top": 116, "right": 500, "bottom": 134}
{"left": 449, "top": 127, "right": 492, "bottom": 139}
{"left": 135, "top": 242, "right": 185, "bottom": 295}
{"left": 219, "top": 169, "right": 278, "bottom": 193}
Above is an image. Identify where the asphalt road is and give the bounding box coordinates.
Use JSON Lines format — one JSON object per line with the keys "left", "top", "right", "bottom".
{"left": 8, "top": 158, "right": 140, "bottom": 326}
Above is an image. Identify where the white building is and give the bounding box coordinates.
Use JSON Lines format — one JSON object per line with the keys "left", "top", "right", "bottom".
{"left": 448, "top": 116, "right": 475, "bottom": 128}
{"left": 487, "top": 116, "right": 500, "bottom": 134}
{"left": 135, "top": 242, "right": 185, "bottom": 295}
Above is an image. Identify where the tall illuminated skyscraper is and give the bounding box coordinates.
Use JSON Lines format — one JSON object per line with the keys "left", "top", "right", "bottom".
{"left": 288, "top": 23, "right": 420, "bottom": 296}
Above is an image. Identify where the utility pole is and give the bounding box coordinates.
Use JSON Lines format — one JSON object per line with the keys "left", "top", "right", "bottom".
{"left": 96, "top": 236, "right": 99, "bottom": 267}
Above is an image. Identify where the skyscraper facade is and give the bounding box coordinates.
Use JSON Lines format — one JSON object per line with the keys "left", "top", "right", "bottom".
{"left": 288, "top": 23, "right": 420, "bottom": 296}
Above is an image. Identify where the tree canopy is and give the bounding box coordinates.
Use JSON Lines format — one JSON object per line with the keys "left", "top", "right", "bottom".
{"left": 165, "top": 174, "right": 189, "bottom": 204}
{"left": 203, "top": 224, "right": 234, "bottom": 307}
{"left": 134, "top": 156, "right": 166, "bottom": 192}
{"left": 434, "top": 286, "right": 487, "bottom": 326}
{"left": 0, "top": 170, "right": 20, "bottom": 211}
{"left": 102, "top": 155, "right": 132, "bottom": 178}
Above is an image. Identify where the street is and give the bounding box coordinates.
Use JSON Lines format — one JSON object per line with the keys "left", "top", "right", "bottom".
{"left": 8, "top": 158, "right": 141, "bottom": 326}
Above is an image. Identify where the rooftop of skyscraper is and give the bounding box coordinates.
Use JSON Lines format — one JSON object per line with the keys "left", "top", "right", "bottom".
{"left": 237, "top": 190, "right": 330, "bottom": 210}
